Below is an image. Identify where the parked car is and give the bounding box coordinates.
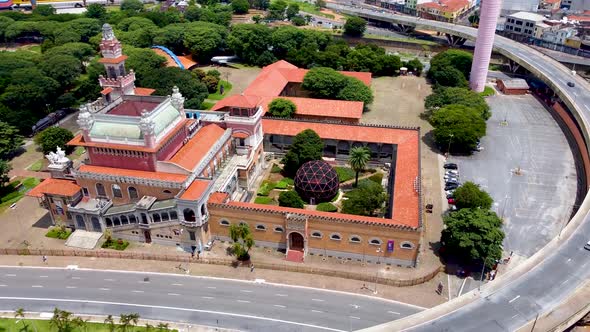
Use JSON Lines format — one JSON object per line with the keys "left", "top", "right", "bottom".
{"left": 448, "top": 198, "right": 456, "bottom": 204}
{"left": 444, "top": 174, "right": 459, "bottom": 180}
{"left": 446, "top": 194, "right": 454, "bottom": 199}
{"left": 584, "top": 240, "right": 590, "bottom": 251}
{"left": 204, "top": 239, "right": 215, "bottom": 251}
{"left": 567, "top": 81, "right": 575, "bottom": 88}
{"left": 446, "top": 170, "right": 459, "bottom": 175}
{"left": 449, "top": 205, "right": 457, "bottom": 211}
{"left": 444, "top": 163, "right": 458, "bottom": 169}
{"left": 445, "top": 190, "right": 455, "bottom": 196}
{"left": 446, "top": 180, "right": 460, "bottom": 186}
{"left": 445, "top": 184, "right": 459, "bottom": 190}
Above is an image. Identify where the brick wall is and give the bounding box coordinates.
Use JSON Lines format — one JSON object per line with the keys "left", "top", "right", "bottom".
{"left": 88, "top": 149, "right": 155, "bottom": 171}
{"left": 75, "top": 177, "right": 180, "bottom": 205}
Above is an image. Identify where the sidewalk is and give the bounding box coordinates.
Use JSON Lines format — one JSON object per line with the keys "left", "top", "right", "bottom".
{"left": 0, "top": 255, "right": 446, "bottom": 308}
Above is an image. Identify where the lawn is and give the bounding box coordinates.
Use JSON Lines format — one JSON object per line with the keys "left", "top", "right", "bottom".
{"left": 254, "top": 196, "right": 274, "bottom": 204}
{"left": 0, "top": 177, "right": 41, "bottom": 213}
{"left": 271, "top": 0, "right": 335, "bottom": 18}
{"left": 46, "top": 226, "right": 72, "bottom": 240}
{"left": 102, "top": 237, "right": 130, "bottom": 250}
{"left": 480, "top": 86, "right": 496, "bottom": 97}
{"left": 0, "top": 318, "right": 176, "bottom": 331}
{"left": 362, "top": 33, "right": 439, "bottom": 46}
{"left": 201, "top": 101, "right": 216, "bottom": 110}
{"left": 207, "top": 80, "right": 233, "bottom": 101}
{"left": 27, "top": 159, "right": 44, "bottom": 172}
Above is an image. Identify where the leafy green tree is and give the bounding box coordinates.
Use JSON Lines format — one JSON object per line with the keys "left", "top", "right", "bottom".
{"left": 119, "top": 313, "right": 140, "bottom": 332}
{"left": 44, "top": 42, "right": 95, "bottom": 61}
{"left": 279, "top": 190, "right": 304, "bottom": 208}
{"left": 141, "top": 67, "right": 208, "bottom": 109}
{"left": 302, "top": 67, "right": 348, "bottom": 99}
{"left": 33, "top": 5, "right": 56, "bottom": 16}
{"left": 252, "top": 15, "right": 262, "bottom": 23}
{"left": 315, "top": 0, "right": 325, "bottom": 9}
{"left": 342, "top": 180, "right": 387, "bottom": 216}
{"left": 38, "top": 55, "right": 82, "bottom": 87}
{"left": 441, "top": 208, "right": 504, "bottom": 268}
{"left": 430, "top": 104, "right": 486, "bottom": 152}
{"left": 72, "top": 317, "right": 88, "bottom": 332}
{"left": 453, "top": 182, "right": 493, "bottom": 210}
{"left": 140, "top": 9, "right": 182, "bottom": 27}
{"left": 202, "top": 75, "right": 219, "bottom": 93}
{"left": 348, "top": 146, "right": 370, "bottom": 187}
{"left": 64, "top": 18, "right": 101, "bottom": 42}
{"left": 49, "top": 308, "right": 75, "bottom": 332}
{"left": 379, "top": 54, "right": 402, "bottom": 76}
{"left": 344, "top": 43, "right": 384, "bottom": 73}
{"left": 117, "top": 17, "right": 156, "bottom": 31}
{"left": 227, "top": 24, "right": 273, "bottom": 66}
{"left": 425, "top": 87, "right": 491, "bottom": 119}
{"left": 1, "top": 68, "right": 60, "bottom": 115}
{"left": 124, "top": 46, "right": 167, "bottom": 84}
{"left": 343, "top": 16, "right": 367, "bottom": 37}
{"left": 337, "top": 77, "right": 373, "bottom": 109}
{"left": 286, "top": 3, "right": 299, "bottom": 19}
{"left": 121, "top": 0, "right": 144, "bottom": 12}
{"left": 0, "top": 16, "right": 15, "bottom": 42}
{"left": 431, "top": 66, "right": 468, "bottom": 88}
{"left": 252, "top": 0, "right": 270, "bottom": 10}
{"left": 184, "top": 6, "right": 203, "bottom": 21}
{"left": 86, "top": 3, "right": 107, "bottom": 20}
{"left": 0, "top": 160, "right": 11, "bottom": 188}
{"left": 104, "top": 315, "right": 116, "bottom": 332}
{"left": 405, "top": 58, "right": 424, "bottom": 76}
{"left": 200, "top": 5, "right": 233, "bottom": 26}
{"left": 14, "top": 308, "right": 26, "bottom": 330}
{"left": 153, "top": 24, "right": 187, "bottom": 54}
{"left": 231, "top": 0, "right": 250, "bottom": 14}
{"left": 183, "top": 22, "right": 226, "bottom": 61}
{"left": 282, "top": 129, "right": 323, "bottom": 176}
{"left": 0, "top": 121, "right": 23, "bottom": 157}
{"left": 229, "top": 223, "right": 254, "bottom": 261}
{"left": 428, "top": 49, "right": 472, "bottom": 86}
{"left": 34, "top": 127, "right": 74, "bottom": 155}
{"left": 267, "top": 0, "right": 287, "bottom": 20}
{"left": 291, "top": 16, "right": 306, "bottom": 26}
{"left": 268, "top": 98, "right": 296, "bottom": 118}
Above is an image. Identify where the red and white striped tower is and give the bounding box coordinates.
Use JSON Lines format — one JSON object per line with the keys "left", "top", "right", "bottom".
{"left": 469, "top": 0, "right": 502, "bottom": 92}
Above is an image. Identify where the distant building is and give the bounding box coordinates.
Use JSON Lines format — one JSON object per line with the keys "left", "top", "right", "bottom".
{"left": 505, "top": 11, "right": 547, "bottom": 37}
{"left": 404, "top": 0, "right": 432, "bottom": 15}
{"left": 497, "top": 79, "right": 530, "bottom": 95}
{"left": 563, "top": 0, "right": 590, "bottom": 10}
{"left": 541, "top": 26, "right": 577, "bottom": 44}
{"left": 540, "top": 0, "right": 562, "bottom": 11}
{"left": 501, "top": 0, "right": 540, "bottom": 14}
{"left": 416, "top": 0, "right": 470, "bottom": 23}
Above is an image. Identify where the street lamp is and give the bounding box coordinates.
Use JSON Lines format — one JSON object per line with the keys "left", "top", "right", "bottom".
{"left": 374, "top": 248, "right": 383, "bottom": 294}
{"left": 446, "top": 133, "right": 454, "bottom": 158}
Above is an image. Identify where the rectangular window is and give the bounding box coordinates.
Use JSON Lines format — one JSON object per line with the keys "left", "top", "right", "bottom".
{"left": 188, "top": 231, "right": 196, "bottom": 241}
{"left": 82, "top": 187, "right": 89, "bottom": 196}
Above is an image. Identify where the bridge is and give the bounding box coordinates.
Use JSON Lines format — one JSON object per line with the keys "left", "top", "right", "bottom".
{"left": 325, "top": 4, "right": 590, "bottom": 331}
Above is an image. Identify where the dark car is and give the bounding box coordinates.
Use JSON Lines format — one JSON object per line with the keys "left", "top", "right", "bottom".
{"left": 446, "top": 193, "right": 454, "bottom": 199}
{"left": 445, "top": 184, "right": 459, "bottom": 190}
{"left": 585, "top": 241, "right": 590, "bottom": 251}
{"left": 567, "top": 81, "right": 575, "bottom": 88}
{"left": 446, "top": 180, "right": 460, "bottom": 186}
{"left": 444, "top": 163, "right": 458, "bottom": 169}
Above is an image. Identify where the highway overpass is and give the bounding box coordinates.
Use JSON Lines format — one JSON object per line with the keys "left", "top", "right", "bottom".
{"left": 325, "top": 4, "right": 590, "bottom": 331}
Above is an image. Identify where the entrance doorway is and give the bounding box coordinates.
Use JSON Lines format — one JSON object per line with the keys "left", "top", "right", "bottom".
{"left": 289, "top": 232, "right": 304, "bottom": 251}
{"left": 144, "top": 230, "right": 152, "bottom": 243}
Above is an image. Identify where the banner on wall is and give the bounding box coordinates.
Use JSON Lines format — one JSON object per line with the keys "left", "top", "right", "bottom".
{"left": 387, "top": 240, "right": 394, "bottom": 252}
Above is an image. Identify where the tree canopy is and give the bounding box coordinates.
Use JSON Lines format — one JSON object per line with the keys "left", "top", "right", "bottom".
{"left": 302, "top": 67, "right": 374, "bottom": 109}
{"left": 342, "top": 180, "right": 387, "bottom": 216}
{"left": 453, "top": 182, "right": 493, "bottom": 210}
{"left": 428, "top": 49, "right": 473, "bottom": 87}
{"left": 0, "top": 121, "right": 24, "bottom": 157}
{"left": 121, "top": 0, "right": 144, "bottom": 12}
{"left": 141, "top": 67, "right": 209, "bottom": 109}
{"left": 441, "top": 208, "right": 504, "bottom": 268}
{"left": 0, "top": 160, "right": 10, "bottom": 188}
{"left": 34, "top": 127, "right": 74, "bottom": 155}
{"left": 231, "top": 0, "right": 250, "bottom": 14}
{"left": 229, "top": 223, "right": 254, "bottom": 261}
{"left": 430, "top": 104, "right": 486, "bottom": 152}
{"left": 425, "top": 87, "right": 491, "bottom": 119}
{"left": 343, "top": 16, "right": 367, "bottom": 37}
{"left": 349, "top": 146, "right": 370, "bottom": 187}
{"left": 268, "top": 98, "right": 296, "bottom": 118}
{"left": 278, "top": 190, "right": 305, "bottom": 208}
{"left": 282, "top": 129, "right": 323, "bottom": 176}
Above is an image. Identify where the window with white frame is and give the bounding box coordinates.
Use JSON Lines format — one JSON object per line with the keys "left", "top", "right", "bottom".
{"left": 112, "top": 184, "right": 122, "bottom": 198}
{"left": 274, "top": 226, "right": 284, "bottom": 233}
{"left": 330, "top": 233, "right": 341, "bottom": 241}
{"left": 400, "top": 241, "right": 414, "bottom": 249}
{"left": 349, "top": 235, "right": 362, "bottom": 243}
{"left": 369, "top": 238, "right": 382, "bottom": 246}
{"left": 220, "top": 219, "right": 230, "bottom": 226}
{"left": 255, "top": 224, "right": 266, "bottom": 231}
{"left": 311, "top": 231, "right": 323, "bottom": 239}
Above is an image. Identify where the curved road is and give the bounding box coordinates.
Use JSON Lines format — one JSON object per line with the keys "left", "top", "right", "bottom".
{"left": 327, "top": 4, "right": 590, "bottom": 331}
{"left": 0, "top": 266, "right": 423, "bottom": 331}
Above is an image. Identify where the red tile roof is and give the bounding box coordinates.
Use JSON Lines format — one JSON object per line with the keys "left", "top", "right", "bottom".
{"left": 78, "top": 165, "right": 187, "bottom": 183}
{"left": 232, "top": 132, "right": 250, "bottom": 139}
{"left": 211, "top": 94, "right": 261, "bottom": 111}
{"left": 134, "top": 87, "right": 156, "bottom": 96}
{"left": 180, "top": 179, "right": 211, "bottom": 200}
{"left": 208, "top": 192, "right": 229, "bottom": 204}
{"left": 27, "top": 178, "right": 81, "bottom": 198}
{"left": 99, "top": 55, "right": 128, "bottom": 64}
{"left": 261, "top": 119, "right": 420, "bottom": 228}
{"left": 101, "top": 87, "right": 113, "bottom": 95}
{"left": 262, "top": 97, "right": 363, "bottom": 119}
{"left": 418, "top": 0, "right": 469, "bottom": 12}
{"left": 168, "top": 124, "right": 227, "bottom": 171}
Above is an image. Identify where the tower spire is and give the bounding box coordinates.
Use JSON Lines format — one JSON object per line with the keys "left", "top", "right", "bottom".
{"left": 98, "top": 23, "right": 136, "bottom": 100}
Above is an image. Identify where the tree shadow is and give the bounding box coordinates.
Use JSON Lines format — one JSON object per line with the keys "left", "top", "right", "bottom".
{"left": 421, "top": 130, "right": 441, "bottom": 154}
{"left": 32, "top": 213, "right": 52, "bottom": 229}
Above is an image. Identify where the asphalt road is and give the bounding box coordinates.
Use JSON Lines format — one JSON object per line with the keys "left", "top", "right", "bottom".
{"left": 0, "top": 266, "right": 423, "bottom": 331}
{"left": 328, "top": 5, "right": 590, "bottom": 331}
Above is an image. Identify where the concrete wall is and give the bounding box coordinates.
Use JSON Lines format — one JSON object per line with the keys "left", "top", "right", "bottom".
{"left": 75, "top": 177, "right": 180, "bottom": 204}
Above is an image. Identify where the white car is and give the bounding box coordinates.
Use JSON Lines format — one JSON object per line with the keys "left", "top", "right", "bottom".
{"left": 444, "top": 174, "right": 459, "bottom": 180}
{"left": 446, "top": 170, "right": 459, "bottom": 175}
{"left": 445, "top": 190, "right": 455, "bottom": 196}
{"left": 584, "top": 241, "right": 590, "bottom": 251}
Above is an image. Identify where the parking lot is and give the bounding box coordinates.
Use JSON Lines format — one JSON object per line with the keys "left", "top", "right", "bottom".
{"left": 448, "top": 94, "right": 579, "bottom": 258}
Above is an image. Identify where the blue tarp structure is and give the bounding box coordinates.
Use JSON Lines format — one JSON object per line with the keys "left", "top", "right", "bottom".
{"left": 152, "top": 45, "right": 185, "bottom": 70}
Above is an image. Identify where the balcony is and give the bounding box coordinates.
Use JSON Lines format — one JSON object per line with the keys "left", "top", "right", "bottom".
{"left": 180, "top": 214, "right": 209, "bottom": 227}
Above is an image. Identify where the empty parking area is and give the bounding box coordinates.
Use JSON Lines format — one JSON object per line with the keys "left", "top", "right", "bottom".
{"left": 449, "top": 94, "right": 579, "bottom": 258}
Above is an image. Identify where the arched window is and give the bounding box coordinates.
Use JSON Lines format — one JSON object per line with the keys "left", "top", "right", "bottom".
{"left": 140, "top": 213, "right": 148, "bottom": 224}
{"left": 129, "top": 215, "right": 137, "bottom": 223}
{"left": 128, "top": 187, "right": 138, "bottom": 199}
{"left": 161, "top": 212, "right": 169, "bottom": 221}
{"left": 400, "top": 241, "right": 415, "bottom": 249}
{"left": 105, "top": 218, "right": 112, "bottom": 227}
{"left": 369, "top": 238, "right": 383, "bottom": 246}
{"left": 349, "top": 235, "right": 362, "bottom": 243}
{"left": 239, "top": 221, "right": 247, "bottom": 227}
{"left": 112, "top": 184, "right": 122, "bottom": 198}
{"left": 255, "top": 224, "right": 266, "bottom": 231}
{"left": 120, "top": 215, "right": 128, "bottom": 224}
{"left": 220, "top": 219, "right": 230, "bottom": 226}
{"left": 311, "top": 231, "right": 323, "bottom": 239}
{"left": 96, "top": 183, "right": 106, "bottom": 196}
{"left": 163, "top": 190, "right": 172, "bottom": 194}
{"left": 201, "top": 204, "right": 206, "bottom": 215}
{"left": 274, "top": 226, "right": 284, "bottom": 233}
{"left": 113, "top": 217, "right": 120, "bottom": 226}
{"left": 330, "top": 233, "right": 342, "bottom": 241}
{"left": 152, "top": 214, "right": 161, "bottom": 222}
{"left": 169, "top": 211, "right": 178, "bottom": 220}
{"left": 183, "top": 208, "right": 196, "bottom": 222}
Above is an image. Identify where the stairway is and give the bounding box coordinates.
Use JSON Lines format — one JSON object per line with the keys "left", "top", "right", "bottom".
{"left": 285, "top": 249, "right": 304, "bottom": 263}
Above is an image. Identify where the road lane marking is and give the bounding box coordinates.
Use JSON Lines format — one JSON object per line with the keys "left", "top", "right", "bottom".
{"left": 0, "top": 296, "right": 347, "bottom": 332}
{"left": 207, "top": 286, "right": 216, "bottom": 289}
{"left": 312, "top": 299, "right": 324, "bottom": 302}
{"left": 71, "top": 277, "right": 81, "bottom": 280}
{"left": 201, "top": 296, "right": 214, "bottom": 299}
{"left": 31, "top": 285, "right": 43, "bottom": 288}
{"left": 388, "top": 311, "right": 400, "bottom": 315}
{"left": 100, "top": 288, "right": 110, "bottom": 291}
{"left": 104, "top": 278, "right": 115, "bottom": 281}
{"left": 236, "top": 300, "right": 250, "bottom": 303}
{"left": 0, "top": 285, "right": 6, "bottom": 287}
{"left": 5, "top": 274, "right": 16, "bottom": 277}
{"left": 511, "top": 314, "right": 519, "bottom": 319}
{"left": 350, "top": 316, "right": 360, "bottom": 320}
{"left": 509, "top": 295, "right": 520, "bottom": 303}
{"left": 350, "top": 304, "right": 360, "bottom": 309}
{"left": 274, "top": 305, "right": 286, "bottom": 308}
{"left": 132, "top": 290, "right": 144, "bottom": 293}
{"left": 312, "top": 310, "right": 323, "bottom": 313}
{"left": 39, "top": 276, "right": 48, "bottom": 278}
{"left": 172, "top": 283, "right": 183, "bottom": 286}
{"left": 240, "top": 290, "right": 253, "bottom": 293}
{"left": 275, "top": 294, "right": 288, "bottom": 297}
{"left": 66, "top": 286, "right": 76, "bottom": 289}
{"left": 167, "top": 293, "right": 180, "bottom": 296}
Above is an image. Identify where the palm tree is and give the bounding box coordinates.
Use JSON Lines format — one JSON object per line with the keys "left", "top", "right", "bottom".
{"left": 349, "top": 147, "right": 371, "bottom": 187}
{"left": 15, "top": 308, "right": 27, "bottom": 331}
{"left": 49, "top": 308, "right": 73, "bottom": 332}
{"left": 72, "top": 317, "right": 88, "bottom": 332}
{"left": 156, "top": 323, "right": 169, "bottom": 331}
{"left": 104, "top": 315, "right": 116, "bottom": 332}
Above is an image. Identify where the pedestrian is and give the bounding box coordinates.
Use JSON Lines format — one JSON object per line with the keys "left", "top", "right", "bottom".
{"left": 191, "top": 251, "right": 195, "bottom": 259}
{"left": 196, "top": 251, "right": 200, "bottom": 260}
{"left": 42, "top": 255, "right": 47, "bottom": 264}
{"left": 250, "top": 264, "right": 254, "bottom": 272}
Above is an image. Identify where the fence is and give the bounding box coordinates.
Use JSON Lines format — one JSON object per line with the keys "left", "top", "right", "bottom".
{"left": 0, "top": 248, "right": 443, "bottom": 287}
